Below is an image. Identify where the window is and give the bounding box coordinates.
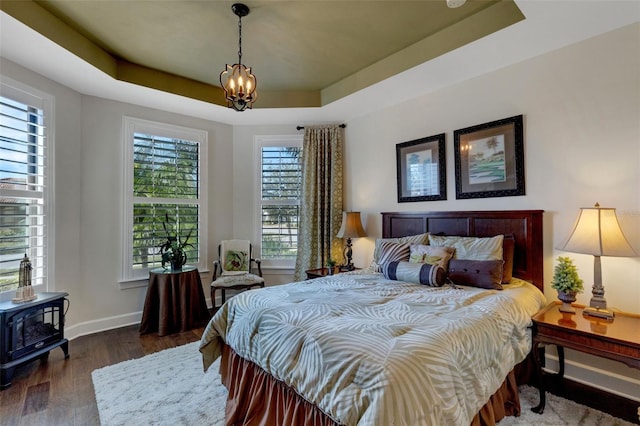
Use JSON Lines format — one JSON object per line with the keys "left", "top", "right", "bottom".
{"left": 122, "top": 117, "right": 207, "bottom": 281}
{"left": 0, "top": 79, "right": 53, "bottom": 295}
{"left": 257, "top": 135, "right": 302, "bottom": 268}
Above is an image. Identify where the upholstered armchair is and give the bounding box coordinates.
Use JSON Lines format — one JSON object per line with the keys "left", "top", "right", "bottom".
{"left": 210, "top": 239, "right": 264, "bottom": 311}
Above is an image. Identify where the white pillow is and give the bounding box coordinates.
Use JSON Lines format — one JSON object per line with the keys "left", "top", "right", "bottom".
{"left": 409, "top": 244, "right": 455, "bottom": 270}
{"left": 428, "top": 234, "right": 503, "bottom": 261}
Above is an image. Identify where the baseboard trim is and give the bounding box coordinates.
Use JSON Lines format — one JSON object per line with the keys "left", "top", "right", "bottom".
{"left": 544, "top": 353, "right": 640, "bottom": 402}
{"left": 65, "top": 311, "right": 142, "bottom": 340}
{"left": 543, "top": 353, "right": 640, "bottom": 424}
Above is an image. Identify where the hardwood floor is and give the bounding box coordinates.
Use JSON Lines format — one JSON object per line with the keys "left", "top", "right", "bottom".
{"left": 0, "top": 324, "right": 204, "bottom": 426}
{"left": 2, "top": 323, "right": 638, "bottom": 425}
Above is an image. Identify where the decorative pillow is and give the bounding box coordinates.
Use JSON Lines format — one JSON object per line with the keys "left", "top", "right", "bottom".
{"left": 382, "top": 261, "right": 446, "bottom": 287}
{"left": 409, "top": 244, "right": 455, "bottom": 271}
{"left": 372, "top": 233, "right": 430, "bottom": 265}
{"left": 502, "top": 235, "right": 515, "bottom": 284}
{"left": 448, "top": 259, "right": 504, "bottom": 290}
{"left": 224, "top": 250, "right": 248, "bottom": 272}
{"left": 371, "top": 241, "right": 411, "bottom": 272}
{"left": 428, "top": 234, "right": 503, "bottom": 261}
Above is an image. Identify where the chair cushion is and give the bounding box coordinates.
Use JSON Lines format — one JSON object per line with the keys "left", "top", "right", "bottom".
{"left": 211, "top": 273, "right": 264, "bottom": 288}
{"left": 221, "top": 270, "right": 248, "bottom": 276}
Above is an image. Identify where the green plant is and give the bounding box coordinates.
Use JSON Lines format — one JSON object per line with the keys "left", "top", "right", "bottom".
{"left": 158, "top": 213, "right": 194, "bottom": 269}
{"left": 326, "top": 259, "right": 336, "bottom": 268}
{"left": 551, "top": 256, "right": 584, "bottom": 293}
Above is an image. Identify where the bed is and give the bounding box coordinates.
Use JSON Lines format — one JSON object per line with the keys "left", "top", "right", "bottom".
{"left": 200, "top": 210, "right": 547, "bottom": 425}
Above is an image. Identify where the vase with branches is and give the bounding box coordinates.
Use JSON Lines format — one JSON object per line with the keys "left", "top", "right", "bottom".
{"left": 158, "top": 213, "right": 194, "bottom": 271}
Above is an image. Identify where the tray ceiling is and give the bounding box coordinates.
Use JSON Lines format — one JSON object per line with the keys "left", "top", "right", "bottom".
{"left": 1, "top": 0, "right": 524, "bottom": 109}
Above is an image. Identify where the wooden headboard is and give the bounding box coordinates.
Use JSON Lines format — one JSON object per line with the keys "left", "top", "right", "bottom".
{"left": 381, "top": 210, "right": 544, "bottom": 291}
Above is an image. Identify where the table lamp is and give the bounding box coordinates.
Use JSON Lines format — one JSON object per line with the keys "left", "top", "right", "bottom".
{"left": 336, "top": 211, "right": 367, "bottom": 271}
{"left": 558, "top": 203, "right": 638, "bottom": 320}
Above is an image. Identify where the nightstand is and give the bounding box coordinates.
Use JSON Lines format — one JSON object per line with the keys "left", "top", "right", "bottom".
{"left": 530, "top": 301, "right": 640, "bottom": 414}
{"left": 305, "top": 267, "right": 360, "bottom": 279}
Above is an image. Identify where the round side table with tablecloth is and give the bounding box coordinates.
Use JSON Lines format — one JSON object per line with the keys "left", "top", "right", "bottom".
{"left": 139, "top": 266, "right": 210, "bottom": 336}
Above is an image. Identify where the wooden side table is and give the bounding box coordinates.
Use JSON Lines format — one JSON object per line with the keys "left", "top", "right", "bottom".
{"left": 139, "top": 266, "right": 210, "bottom": 336}
{"left": 530, "top": 302, "right": 640, "bottom": 414}
{"left": 305, "top": 267, "right": 360, "bottom": 279}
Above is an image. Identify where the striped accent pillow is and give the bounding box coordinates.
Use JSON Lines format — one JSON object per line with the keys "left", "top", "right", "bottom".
{"left": 382, "top": 261, "right": 446, "bottom": 287}
{"left": 372, "top": 233, "right": 429, "bottom": 265}
{"left": 371, "top": 241, "right": 410, "bottom": 272}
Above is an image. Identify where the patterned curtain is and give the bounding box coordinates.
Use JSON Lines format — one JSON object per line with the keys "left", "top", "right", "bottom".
{"left": 293, "top": 125, "right": 344, "bottom": 281}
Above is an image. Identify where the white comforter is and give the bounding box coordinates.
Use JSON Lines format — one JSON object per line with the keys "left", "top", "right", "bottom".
{"left": 199, "top": 270, "right": 547, "bottom": 426}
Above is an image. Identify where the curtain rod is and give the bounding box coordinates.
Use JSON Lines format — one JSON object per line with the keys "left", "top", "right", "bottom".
{"left": 296, "top": 124, "right": 346, "bottom": 130}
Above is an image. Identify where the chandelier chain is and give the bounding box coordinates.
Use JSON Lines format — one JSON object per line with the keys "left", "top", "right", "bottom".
{"left": 237, "top": 14, "right": 243, "bottom": 64}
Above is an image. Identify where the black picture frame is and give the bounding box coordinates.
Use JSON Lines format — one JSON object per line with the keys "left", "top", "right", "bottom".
{"left": 454, "top": 115, "right": 525, "bottom": 199}
{"left": 396, "top": 133, "right": 446, "bottom": 203}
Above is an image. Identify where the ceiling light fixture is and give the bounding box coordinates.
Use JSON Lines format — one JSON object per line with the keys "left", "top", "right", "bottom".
{"left": 446, "top": 0, "right": 466, "bottom": 8}
{"left": 220, "top": 3, "right": 257, "bottom": 111}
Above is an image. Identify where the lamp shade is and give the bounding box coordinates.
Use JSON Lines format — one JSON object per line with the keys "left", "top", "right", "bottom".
{"left": 559, "top": 204, "right": 637, "bottom": 257}
{"left": 336, "top": 212, "right": 367, "bottom": 239}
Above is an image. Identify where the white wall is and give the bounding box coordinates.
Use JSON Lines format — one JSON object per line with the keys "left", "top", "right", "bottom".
{"left": 72, "top": 96, "right": 233, "bottom": 334}
{"left": 0, "top": 58, "right": 234, "bottom": 334}
{"left": 1, "top": 58, "right": 85, "bottom": 325}
{"left": 344, "top": 22, "right": 640, "bottom": 315}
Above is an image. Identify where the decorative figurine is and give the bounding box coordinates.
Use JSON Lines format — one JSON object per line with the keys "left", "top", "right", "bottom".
{"left": 13, "top": 253, "right": 36, "bottom": 303}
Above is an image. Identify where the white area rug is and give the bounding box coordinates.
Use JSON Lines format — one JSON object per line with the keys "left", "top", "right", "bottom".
{"left": 92, "top": 342, "right": 635, "bottom": 426}
{"left": 92, "top": 342, "right": 226, "bottom": 426}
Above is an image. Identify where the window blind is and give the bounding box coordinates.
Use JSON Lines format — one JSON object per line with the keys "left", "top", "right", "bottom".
{"left": 260, "top": 146, "right": 302, "bottom": 260}
{"left": 0, "top": 96, "right": 47, "bottom": 292}
{"left": 132, "top": 133, "right": 200, "bottom": 270}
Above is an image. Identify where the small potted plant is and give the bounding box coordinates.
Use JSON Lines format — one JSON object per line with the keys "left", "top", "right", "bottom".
{"left": 551, "top": 256, "right": 584, "bottom": 313}
{"left": 326, "top": 259, "right": 336, "bottom": 275}
{"left": 158, "top": 213, "right": 194, "bottom": 271}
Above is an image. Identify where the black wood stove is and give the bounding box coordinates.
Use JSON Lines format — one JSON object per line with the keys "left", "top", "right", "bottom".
{"left": 0, "top": 292, "right": 69, "bottom": 389}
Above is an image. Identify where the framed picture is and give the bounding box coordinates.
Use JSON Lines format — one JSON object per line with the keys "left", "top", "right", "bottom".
{"left": 396, "top": 133, "right": 446, "bottom": 203}
{"left": 453, "top": 115, "right": 525, "bottom": 199}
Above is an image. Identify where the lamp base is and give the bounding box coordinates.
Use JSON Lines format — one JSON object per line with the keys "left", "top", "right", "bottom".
{"left": 12, "top": 286, "right": 37, "bottom": 304}
{"left": 583, "top": 306, "right": 615, "bottom": 321}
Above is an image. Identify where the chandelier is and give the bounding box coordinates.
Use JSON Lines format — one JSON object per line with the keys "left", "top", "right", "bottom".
{"left": 220, "top": 3, "right": 257, "bottom": 111}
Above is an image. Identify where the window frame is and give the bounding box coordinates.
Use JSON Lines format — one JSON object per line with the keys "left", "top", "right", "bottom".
{"left": 121, "top": 117, "right": 208, "bottom": 282}
{"left": 0, "top": 77, "right": 55, "bottom": 299}
{"left": 255, "top": 135, "right": 303, "bottom": 270}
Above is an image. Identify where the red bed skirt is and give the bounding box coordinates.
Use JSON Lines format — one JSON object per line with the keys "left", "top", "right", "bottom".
{"left": 220, "top": 343, "right": 529, "bottom": 426}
